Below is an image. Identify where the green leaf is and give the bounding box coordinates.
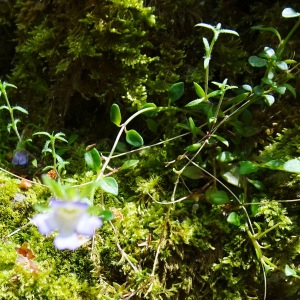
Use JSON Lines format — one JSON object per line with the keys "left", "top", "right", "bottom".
{"left": 193, "top": 82, "right": 205, "bottom": 98}
{"left": 284, "top": 83, "right": 296, "bottom": 98}
{"left": 141, "top": 103, "right": 158, "bottom": 117}
{"left": 253, "top": 85, "right": 264, "bottom": 95}
{"left": 169, "top": 82, "right": 184, "bottom": 103}
{"left": 96, "top": 177, "right": 118, "bottom": 195}
{"left": 0, "top": 105, "right": 9, "bottom": 111}
{"left": 212, "top": 135, "right": 229, "bottom": 147}
{"left": 3, "top": 82, "right": 17, "bottom": 89}
{"left": 205, "top": 187, "right": 230, "bottom": 205}
{"left": 262, "top": 160, "right": 283, "bottom": 170}
{"left": 182, "top": 166, "right": 204, "bottom": 179}
{"left": 207, "top": 90, "right": 222, "bottom": 99}
{"left": 224, "top": 92, "right": 249, "bottom": 107}
{"left": 264, "top": 95, "right": 275, "bottom": 106}
{"left": 247, "top": 178, "right": 265, "bottom": 191}
{"left": 42, "top": 176, "right": 66, "bottom": 199}
{"left": 55, "top": 132, "right": 68, "bottom": 142}
{"left": 204, "top": 57, "right": 210, "bottom": 69}
{"left": 276, "top": 61, "right": 288, "bottom": 71}
{"left": 12, "top": 106, "right": 28, "bottom": 114}
{"left": 80, "top": 182, "right": 97, "bottom": 199}
{"left": 283, "top": 159, "right": 300, "bottom": 173}
{"left": 195, "top": 23, "right": 215, "bottom": 31}
{"left": 33, "top": 203, "right": 50, "bottom": 212}
{"left": 202, "top": 37, "right": 210, "bottom": 51}
{"left": 32, "top": 159, "right": 37, "bottom": 167}
{"left": 248, "top": 56, "right": 266, "bottom": 67}
{"left": 185, "top": 98, "right": 205, "bottom": 107}
{"left": 242, "top": 84, "right": 252, "bottom": 92}
{"left": 116, "top": 142, "right": 128, "bottom": 153}
{"left": 251, "top": 197, "right": 260, "bottom": 216}
{"left": 227, "top": 212, "right": 241, "bottom": 226}
{"left": 251, "top": 26, "right": 281, "bottom": 43}
{"left": 220, "top": 29, "right": 239, "bottom": 36}
{"left": 99, "top": 209, "right": 114, "bottom": 221}
{"left": 260, "top": 47, "right": 276, "bottom": 59}
{"left": 239, "top": 161, "right": 259, "bottom": 174}
{"left": 188, "top": 117, "right": 197, "bottom": 138}
{"left": 216, "top": 151, "right": 235, "bottom": 162}
{"left": 87, "top": 206, "right": 114, "bottom": 221}
{"left": 282, "top": 7, "right": 300, "bottom": 18}
{"left": 33, "top": 131, "right": 51, "bottom": 138}
{"left": 185, "top": 143, "right": 202, "bottom": 152}
{"left": 222, "top": 165, "right": 241, "bottom": 187}
{"left": 68, "top": 133, "right": 79, "bottom": 144}
{"left": 110, "top": 104, "right": 122, "bottom": 126}
{"left": 234, "top": 124, "right": 259, "bottom": 137}
{"left": 126, "top": 129, "right": 144, "bottom": 147}
{"left": 261, "top": 77, "right": 273, "bottom": 85}
{"left": 120, "top": 159, "right": 139, "bottom": 170}
{"left": 284, "top": 265, "right": 297, "bottom": 277}
{"left": 146, "top": 118, "right": 158, "bottom": 133}
{"left": 85, "top": 148, "right": 102, "bottom": 173}
{"left": 274, "top": 86, "right": 286, "bottom": 95}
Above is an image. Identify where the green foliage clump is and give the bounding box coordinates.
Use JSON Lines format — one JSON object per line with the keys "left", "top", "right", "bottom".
{"left": 261, "top": 126, "right": 300, "bottom": 162}
{"left": 10, "top": 0, "right": 185, "bottom": 134}
{"left": 0, "top": 1, "right": 299, "bottom": 299}
{"left": 259, "top": 126, "right": 300, "bottom": 200}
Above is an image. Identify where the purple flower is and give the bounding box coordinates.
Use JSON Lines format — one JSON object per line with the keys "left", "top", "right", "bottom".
{"left": 33, "top": 199, "right": 102, "bottom": 250}
{"left": 12, "top": 150, "right": 29, "bottom": 166}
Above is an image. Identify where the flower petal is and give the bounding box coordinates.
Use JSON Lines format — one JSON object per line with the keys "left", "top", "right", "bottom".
{"left": 12, "top": 150, "right": 28, "bottom": 166}
{"left": 52, "top": 201, "right": 87, "bottom": 236}
{"left": 54, "top": 233, "right": 81, "bottom": 250}
{"left": 76, "top": 214, "right": 102, "bottom": 236}
{"left": 33, "top": 213, "right": 57, "bottom": 235}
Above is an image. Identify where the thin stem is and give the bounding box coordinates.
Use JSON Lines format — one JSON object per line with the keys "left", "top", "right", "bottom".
{"left": 277, "top": 17, "right": 300, "bottom": 58}
{"left": 51, "top": 138, "right": 57, "bottom": 173}
{"left": 2, "top": 88, "right": 22, "bottom": 142}
{"left": 97, "top": 106, "right": 159, "bottom": 180}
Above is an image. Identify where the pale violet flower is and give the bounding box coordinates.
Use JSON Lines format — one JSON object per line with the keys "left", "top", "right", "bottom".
{"left": 12, "top": 149, "right": 29, "bottom": 166}
{"left": 33, "top": 199, "right": 102, "bottom": 250}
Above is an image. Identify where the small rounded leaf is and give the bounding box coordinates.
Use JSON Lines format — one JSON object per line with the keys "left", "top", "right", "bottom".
{"left": 276, "top": 61, "right": 288, "bottom": 71}
{"left": 110, "top": 104, "right": 122, "bottom": 126}
{"left": 120, "top": 159, "right": 139, "bottom": 170}
{"left": 248, "top": 56, "right": 266, "bottom": 67}
{"left": 141, "top": 103, "right": 158, "bottom": 117}
{"left": 182, "top": 166, "right": 204, "bottom": 179}
{"left": 242, "top": 84, "right": 252, "bottom": 92}
{"left": 99, "top": 210, "right": 114, "bottom": 221}
{"left": 216, "top": 151, "right": 235, "bottom": 162}
{"left": 251, "top": 198, "right": 260, "bottom": 216}
{"left": 227, "top": 212, "right": 241, "bottom": 226}
{"left": 283, "top": 159, "right": 300, "bottom": 173}
{"left": 85, "top": 148, "right": 102, "bottom": 172}
{"left": 247, "top": 178, "right": 265, "bottom": 191}
{"left": 126, "top": 129, "right": 144, "bottom": 147}
{"left": 253, "top": 86, "right": 264, "bottom": 95}
{"left": 169, "top": 82, "right": 184, "bottom": 103}
{"left": 239, "top": 161, "right": 259, "bottom": 174}
{"left": 222, "top": 165, "right": 241, "bottom": 187}
{"left": 97, "top": 177, "right": 118, "bottom": 195}
{"left": 205, "top": 187, "right": 230, "bottom": 205}
{"left": 282, "top": 8, "right": 300, "bottom": 18}
{"left": 264, "top": 95, "right": 275, "bottom": 106}
{"left": 284, "top": 265, "right": 297, "bottom": 277}
{"left": 274, "top": 86, "right": 286, "bottom": 95}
